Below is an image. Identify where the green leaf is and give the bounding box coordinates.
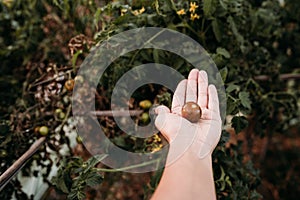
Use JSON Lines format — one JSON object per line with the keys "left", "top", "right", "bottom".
{"left": 227, "top": 16, "right": 244, "bottom": 45}
{"left": 153, "top": 49, "right": 160, "bottom": 63}
{"left": 65, "top": 157, "right": 83, "bottom": 169}
{"left": 203, "top": 0, "right": 216, "bottom": 17}
{"left": 226, "top": 84, "right": 239, "bottom": 93}
{"left": 84, "top": 154, "right": 107, "bottom": 173}
{"left": 227, "top": 97, "right": 238, "bottom": 115}
{"left": 219, "top": 67, "right": 228, "bottom": 82}
{"left": 51, "top": 168, "right": 72, "bottom": 193}
{"left": 52, "top": 0, "right": 63, "bottom": 10}
{"left": 173, "top": 58, "right": 185, "bottom": 70}
{"left": 216, "top": 166, "right": 227, "bottom": 191}
{"left": 212, "top": 19, "right": 221, "bottom": 42}
{"left": 154, "top": 0, "right": 167, "bottom": 16}
{"left": 239, "top": 91, "right": 251, "bottom": 109}
{"left": 231, "top": 116, "right": 248, "bottom": 134}
{"left": 217, "top": 166, "right": 226, "bottom": 181}
{"left": 219, "top": 0, "right": 228, "bottom": 10}
{"left": 68, "top": 189, "right": 85, "bottom": 200}
{"left": 225, "top": 175, "right": 232, "bottom": 187}
{"left": 86, "top": 172, "right": 103, "bottom": 187}
{"left": 216, "top": 47, "right": 230, "bottom": 59}
{"left": 71, "top": 50, "right": 83, "bottom": 68}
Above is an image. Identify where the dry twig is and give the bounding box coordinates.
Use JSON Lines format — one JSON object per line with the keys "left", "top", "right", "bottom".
{"left": 0, "top": 137, "right": 46, "bottom": 191}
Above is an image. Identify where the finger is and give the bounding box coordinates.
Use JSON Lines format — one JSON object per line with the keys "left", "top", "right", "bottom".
{"left": 171, "top": 79, "right": 187, "bottom": 115}
{"left": 197, "top": 70, "right": 208, "bottom": 108}
{"left": 155, "top": 105, "right": 170, "bottom": 115}
{"left": 208, "top": 84, "right": 220, "bottom": 115}
{"left": 185, "top": 69, "right": 198, "bottom": 103}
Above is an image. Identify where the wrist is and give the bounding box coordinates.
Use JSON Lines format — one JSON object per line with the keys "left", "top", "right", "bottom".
{"left": 165, "top": 149, "right": 213, "bottom": 173}
{"left": 166, "top": 143, "right": 213, "bottom": 166}
{"left": 152, "top": 151, "right": 216, "bottom": 200}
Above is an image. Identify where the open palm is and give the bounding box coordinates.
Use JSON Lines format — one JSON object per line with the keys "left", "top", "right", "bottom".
{"left": 155, "top": 69, "right": 222, "bottom": 160}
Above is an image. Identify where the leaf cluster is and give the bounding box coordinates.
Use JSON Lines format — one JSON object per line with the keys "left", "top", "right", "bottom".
{"left": 52, "top": 155, "right": 106, "bottom": 200}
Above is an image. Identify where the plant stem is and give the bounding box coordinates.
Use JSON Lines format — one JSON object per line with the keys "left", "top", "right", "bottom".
{"left": 95, "top": 158, "right": 161, "bottom": 172}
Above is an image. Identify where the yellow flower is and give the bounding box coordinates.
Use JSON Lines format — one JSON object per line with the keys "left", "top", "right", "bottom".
{"left": 132, "top": 10, "right": 139, "bottom": 16}
{"left": 139, "top": 6, "right": 145, "bottom": 14}
{"left": 177, "top": 9, "right": 186, "bottom": 15}
{"left": 153, "top": 134, "right": 162, "bottom": 142}
{"left": 120, "top": 8, "right": 128, "bottom": 16}
{"left": 151, "top": 144, "right": 163, "bottom": 153}
{"left": 190, "top": 13, "right": 200, "bottom": 21}
{"left": 189, "top": 2, "right": 199, "bottom": 13}
{"left": 131, "top": 6, "right": 145, "bottom": 16}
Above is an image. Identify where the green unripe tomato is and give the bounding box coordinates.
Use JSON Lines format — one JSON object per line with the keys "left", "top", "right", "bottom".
{"left": 39, "top": 126, "right": 49, "bottom": 136}
{"left": 0, "top": 149, "right": 8, "bottom": 158}
{"left": 58, "top": 112, "right": 66, "bottom": 119}
{"left": 141, "top": 112, "right": 150, "bottom": 123}
{"left": 55, "top": 108, "right": 63, "bottom": 114}
{"left": 76, "top": 136, "right": 83, "bottom": 143}
{"left": 74, "top": 75, "right": 84, "bottom": 84}
{"left": 55, "top": 108, "right": 65, "bottom": 119}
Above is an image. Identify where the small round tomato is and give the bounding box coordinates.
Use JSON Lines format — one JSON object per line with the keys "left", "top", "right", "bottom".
{"left": 139, "top": 100, "right": 152, "bottom": 109}
{"left": 34, "top": 126, "right": 40, "bottom": 134}
{"left": 39, "top": 126, "right": 49, "bottom": 136}
{"left": 0, "top": 149, "right": 8, "bottom": 158}
{"left": 55, "top": 108, "right": 63, "bottom": 114}
{"left": 58, "top": 112, "right": 66, "bottom": 119}
{"left": 182, "top": 102, "right": 202, "bottom": 123}
{"left": 64, "top": 79, "right": 75, "bottom": 91}
{"left": 141, "top": 112, "right": 150, "bottom": 123}
{"left": 54, "top": 108, "right": 65, "bottom": 119}
{"left": 74, "top": 75, "right": 84, "bottom": 84}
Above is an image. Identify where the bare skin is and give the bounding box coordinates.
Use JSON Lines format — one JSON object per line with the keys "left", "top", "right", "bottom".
{"left": 151, "top": 69, "right": 221, "bottom": 200}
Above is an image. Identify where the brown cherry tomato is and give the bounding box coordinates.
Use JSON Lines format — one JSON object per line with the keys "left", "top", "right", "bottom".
{"left": 181, "top": 102, "right": 202, "bottom": 123}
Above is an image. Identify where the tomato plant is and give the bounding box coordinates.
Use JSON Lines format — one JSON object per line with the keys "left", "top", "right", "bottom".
{"left": 0, "top": 0, "right": 299, "bottom": 199}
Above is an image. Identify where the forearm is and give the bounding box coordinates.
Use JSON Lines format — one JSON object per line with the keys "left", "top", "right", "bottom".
{"left": 151, "top": 152, "right": 216, "bottom": 200}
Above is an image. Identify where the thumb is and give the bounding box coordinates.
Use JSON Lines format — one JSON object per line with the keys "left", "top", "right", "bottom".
{"left": 154, "top": 105, "right": 183, "bottom": 142}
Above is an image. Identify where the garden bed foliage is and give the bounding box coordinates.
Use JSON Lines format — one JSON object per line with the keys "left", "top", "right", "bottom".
{"left": 0, "top": 0, "right": 299, "bottom": 199}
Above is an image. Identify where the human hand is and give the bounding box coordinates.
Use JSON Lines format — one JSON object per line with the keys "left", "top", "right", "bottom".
{"left": 155, "top": 69, "right": 222, "bottom": 160}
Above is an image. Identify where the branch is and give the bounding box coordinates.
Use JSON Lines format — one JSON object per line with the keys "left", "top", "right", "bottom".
{"left": 90, "top": 110, "right": 143, "bottom": 117}
{"left": 0, "top": 137, "right": 46, "bottom": 191}
{"left": 254, "top": 73, "right": 300, "bottom": 81}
